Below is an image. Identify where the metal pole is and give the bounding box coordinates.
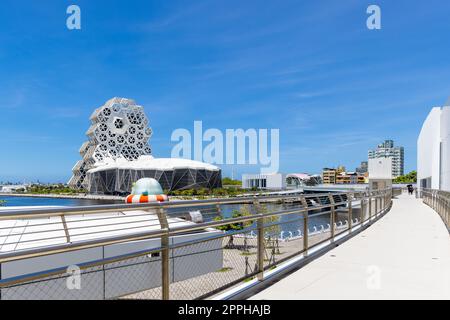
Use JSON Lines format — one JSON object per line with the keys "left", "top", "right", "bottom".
{"left": 253, "top": 198, "right": 265, "bottom": 281}
{"left": 328, "top": 194, "right": 335, "bottom": 241}
{"left": 447, "top": 197, "right": 449, "bottom": 228}
{"left": 61, "top": 215, "right": 71, "bottom": 243}
{"left": 360, "top": 196, "right": 365, "bottom": 224}
{"left": 434, "top": 191, "right": 437, "bottom": 210}
{"left": 348, "top": 193, "right": 353, "bottom": 232}
{"left": 375, "top": 192, "right": 378, "bottom": 216}
{"left": 438, "top": 193, "right": 441, "bottom": 215}
{"left": 257, "top": 216, "right": 264, "bottom": 281}
{"left": 384, "top": 189, "right": 392, "bottom": 210}
{"left": 447, "top": 198, "right": 450, "bottom": 228}
{"left": 300, "top": 197, "right": 309, "bottom": 256}
{"left": 439, "top": 194, "right": 442, "bottom": 215}
{"left": 156, "top": 207, "right": 170, "bottom": 300}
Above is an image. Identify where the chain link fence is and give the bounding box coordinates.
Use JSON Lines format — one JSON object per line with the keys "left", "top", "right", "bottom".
{"left": 0, "top": 189, "right": 394, "bottom": 300}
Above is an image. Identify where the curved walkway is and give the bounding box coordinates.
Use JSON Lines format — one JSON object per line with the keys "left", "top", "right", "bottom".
{"left": 250, "top": 193, "right": 450, "bottom": 300}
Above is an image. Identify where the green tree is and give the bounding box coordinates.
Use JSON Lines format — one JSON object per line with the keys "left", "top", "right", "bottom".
{"left": 222, "top": 177, "right": 242, "bottom": 186}
{"left": 214, "top": 205, "right": 253, "bottom": 247}
{"left": 393, "top": 171, "right": 417, "bottom": 183}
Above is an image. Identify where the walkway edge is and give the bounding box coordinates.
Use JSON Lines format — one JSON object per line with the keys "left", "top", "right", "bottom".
{"left": 212, "top": 205, "right": 391, "bottom": 300}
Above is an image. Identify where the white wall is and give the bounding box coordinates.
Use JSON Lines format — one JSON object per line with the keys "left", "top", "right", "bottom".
{"left": 416, "top": 107, "right": 450, "bottom": 191}
{"left": 440, "top": 107, "right": 450, "bottom": 191}
{"left": 242, "top": 173, "right": 285, "bottom": 189}
{"left": 417, "top": 107, "right": 441, "bottom": 190}
{"left": 368, "top": 158, "right": 392, "bottom": 191}
{"left": 368, "top": 158, "right": 392, "bottom": 179}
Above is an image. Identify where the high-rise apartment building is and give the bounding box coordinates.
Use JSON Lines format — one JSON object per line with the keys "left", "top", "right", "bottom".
{"left": 368, "top": 140, "right": 404, "bottom": 177}
{"left": 356, "top": 161, "right": 368, "bottom": 174}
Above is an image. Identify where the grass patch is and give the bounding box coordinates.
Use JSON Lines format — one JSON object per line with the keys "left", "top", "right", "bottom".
{"left": 243, "top": 276, "right": 255, "bottom": 283}
{"left": 217, "top": 267, "right": 233, "bottom": 272}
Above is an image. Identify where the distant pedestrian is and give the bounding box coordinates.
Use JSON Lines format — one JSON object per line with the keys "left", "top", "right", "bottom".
{"left": 407, "top": 184, "right": 414, "bottom": 195}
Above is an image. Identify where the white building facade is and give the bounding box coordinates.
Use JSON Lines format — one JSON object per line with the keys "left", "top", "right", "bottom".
{"left": 417, "top": 106, "right": 450, "bottom": 192}
{"left": 368, "top": 158, "right": 392, "bottom": 191}
{"left": 242, "top": 173, "right": 286, "bottom": 190}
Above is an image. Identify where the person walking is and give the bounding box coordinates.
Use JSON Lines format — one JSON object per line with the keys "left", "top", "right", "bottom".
{"left": 407, "top": 184, "right": 414, "bottom": 195}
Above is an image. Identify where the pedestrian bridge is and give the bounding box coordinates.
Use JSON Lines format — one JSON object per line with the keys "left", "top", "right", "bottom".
{"left": 248, "top": 193, "right": 450, "bottom": 300}
{"left": 0, "top": 188, "right": 448, "bottom": 300}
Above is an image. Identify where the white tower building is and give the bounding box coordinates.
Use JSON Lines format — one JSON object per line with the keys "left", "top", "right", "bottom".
{"left": 68, "top": 97, "right": 152, "bottom": 189}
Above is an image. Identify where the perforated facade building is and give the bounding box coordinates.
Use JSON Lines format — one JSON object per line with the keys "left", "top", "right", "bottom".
{"left": 69, "top": 97, "right": 222, "bottom": 194}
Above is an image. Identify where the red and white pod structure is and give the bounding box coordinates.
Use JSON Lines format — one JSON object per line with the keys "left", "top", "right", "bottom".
{"left": 125, "top": 194, "right": 168, "bottom": 204}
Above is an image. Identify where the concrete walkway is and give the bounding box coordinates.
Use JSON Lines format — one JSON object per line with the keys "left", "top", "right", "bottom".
{"left": 250, "top": 193, "right": 450, "bottom": 300}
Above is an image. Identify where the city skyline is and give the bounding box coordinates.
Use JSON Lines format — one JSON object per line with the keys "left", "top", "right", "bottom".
{"left": 1, "top": 1, "right": 450, "bottom": 181}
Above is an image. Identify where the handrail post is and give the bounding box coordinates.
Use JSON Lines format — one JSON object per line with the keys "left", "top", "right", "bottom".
{"left": 443, "top": 196, "right": 446, "bottom": 222}
{"left": 438, "top": 193, "right": 441, "bottom": 215}
{"left": 375, "top": 192, "right": 378, "bottom": 216}
{"left": 347, "top": 193, "right": 353, "bottom": 232}
{"left": 434, "top": 191, "right": 437, "bottom": 210}
{"left": 447, "top": 197, "right": 449, "bottom": 228}
{"left": 384, "top": 189, "right": 388, "bottom": 211}
{"left": 360, "top": 194, "right": 365, "bottom": 224}
{"left": 430, "top": 190, "right": 432, "bottom": 206}
{"left": 300, "top": 196, "right": 309, "bottom": 256}
{"left": 438, "top": 192, "right": 440, "bottom": 212}
{"left": 446, "top": 197, "right": 449, "bottom": 228}
{"left": 436, "top": 192, "right": 439, "bottom": 214}
{"left": 386, "top": 189, "right": 389, "bottom": 210}
{"left": 257, "top": 216, "right": 264, "bottom": 281}
{"left": 61, "top": 215, "right": 71, "bottom": 243}
{"left": 156, "top": 206, "right": 170, "bottom": 300}
{"left": 328, "top": 194, "right": 335, "bottom": 241}
{"left": 368, "top": 193, "right": 372, "bottom": 220}
{"left": 253, "top": 198, "right": 265, "bottom": 281}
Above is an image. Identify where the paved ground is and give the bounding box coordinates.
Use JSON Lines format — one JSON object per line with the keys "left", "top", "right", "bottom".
{"left": 250, "top": 193, "right": 450, "bottom": 300}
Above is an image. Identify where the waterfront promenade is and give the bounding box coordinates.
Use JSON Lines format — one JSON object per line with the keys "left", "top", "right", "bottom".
{"left": 250, "top": 193, "right": 450, "bottom": 300}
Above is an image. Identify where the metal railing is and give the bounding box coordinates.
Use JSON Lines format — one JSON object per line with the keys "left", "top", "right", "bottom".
{"left": 421, "top": 189, "right": 450, "bottom": 231}
{"left": 0, "top": 188, "right": 395, "bottom": 300}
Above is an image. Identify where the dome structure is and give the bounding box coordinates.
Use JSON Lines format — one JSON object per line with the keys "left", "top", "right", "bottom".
{"left": 86, "top": 155, "right": 222, "bottom": 194}
{"left": 131, "top": 178, "right": 164, "bottom": 196}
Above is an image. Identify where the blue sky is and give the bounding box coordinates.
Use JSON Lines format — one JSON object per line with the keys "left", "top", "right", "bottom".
{"left": 1, "top": 0, "right": 450, "bottom": 182}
